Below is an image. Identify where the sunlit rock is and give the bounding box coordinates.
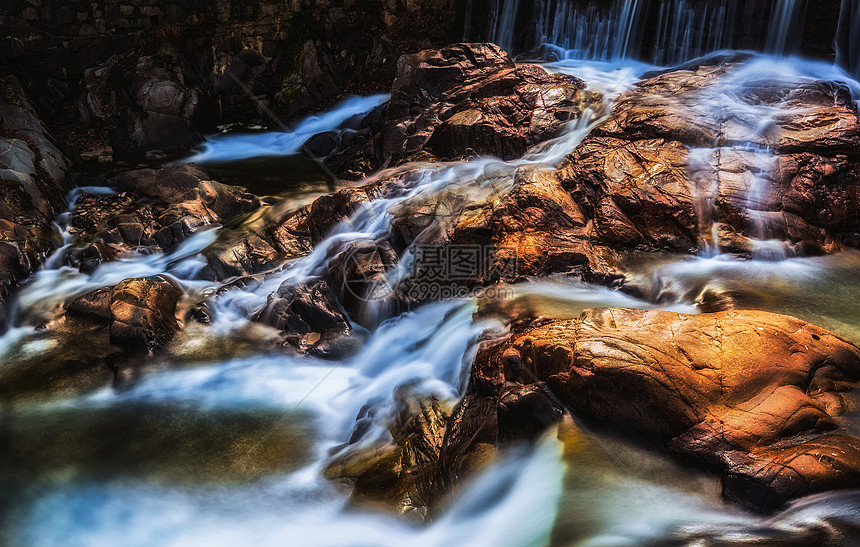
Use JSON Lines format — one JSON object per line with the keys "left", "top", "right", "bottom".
{"left": 476, "top": 306, "right": 860, "bottom": 511}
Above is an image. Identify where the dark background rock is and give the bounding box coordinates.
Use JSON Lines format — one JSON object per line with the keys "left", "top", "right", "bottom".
{"left": 0, "top": 75, "right": 70, "bottom": 321}
{"left": 0, "top": 0, "right": 468, "bottom": 158}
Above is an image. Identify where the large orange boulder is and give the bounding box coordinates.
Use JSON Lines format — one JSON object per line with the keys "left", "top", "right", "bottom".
{"left": 478, "top": 307, "right": 860, "bottom": 510}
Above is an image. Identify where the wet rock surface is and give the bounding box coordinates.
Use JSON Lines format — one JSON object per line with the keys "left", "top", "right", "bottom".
{"left": 472, "top": 307, "right": 860, "bottom": 511}
{"left": 66, "top": 275, "right": 183, "bottom": 352}
{"left": 65, "top": 163, "right": 265, "bottom": 275}
{"left": 0, "top": 75, "right": 70, "bottom": 315}
{"left": 3, "top": 26, "right": 860, "bottom": 535}
{"left": 330, "top": 43, "right": 597, "bottom": 178}
{"left": 325, "top": 396, "right": 450, "bottom": 518}
{"left": 253, "top": 278, "right": 353, "bottom": 357}
{"left": 557, "top": 61, "right": 860, "bottom": 255}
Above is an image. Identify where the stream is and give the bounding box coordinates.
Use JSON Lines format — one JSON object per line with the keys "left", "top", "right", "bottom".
{"left": 3, "top": 27, "right": 860, "bottom": 547}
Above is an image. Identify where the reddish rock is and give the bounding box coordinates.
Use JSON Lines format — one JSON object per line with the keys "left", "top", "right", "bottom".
{"left": 476, "top": 307, "right": 860, "bottom": 511}
{"left": 558, "top": 62, "right": 860, "bottom": 255}
{"left": 109, "top": 277, "right": 183, "bottom": 350}
{"left": 66, "top": 275, "right": 183, "bottom": 352}
{"left": 332, "top": 43, "right": 597, "bottom": 177}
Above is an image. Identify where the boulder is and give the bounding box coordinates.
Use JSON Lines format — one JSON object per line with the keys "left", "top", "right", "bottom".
{"left": 557, "top": 61, "right": 860, "bottom": 255}
{"left": 66, "top": 275, "right": 183, "bottom": 352}
{"left": 330, "top": 43, "right": 598, "bottom": 178}
{"left": 108, "top": 277, "right": 183, "bottom": 351}
{"left": 0, "top": 75, "right": 70, "bottom": 316}
{"left": 477, "top": 307, "right": 860, "bottom": 511}
{"left": 253, "top": 278, "right": 350, "bottom": 355}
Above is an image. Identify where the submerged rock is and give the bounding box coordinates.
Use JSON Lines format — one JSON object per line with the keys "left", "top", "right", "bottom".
{"left": 475, "top": 307, "right": 860, "bottom": 511}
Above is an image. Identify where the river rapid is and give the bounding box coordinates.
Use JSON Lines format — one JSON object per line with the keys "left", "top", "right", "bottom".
{"left": 2, "top": 44, "right": 860, "bottom": 547}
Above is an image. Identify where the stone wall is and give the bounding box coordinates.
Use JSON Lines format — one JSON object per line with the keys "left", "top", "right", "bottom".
{"left": 0, "top": 0, "right": 465, "bottom": 142}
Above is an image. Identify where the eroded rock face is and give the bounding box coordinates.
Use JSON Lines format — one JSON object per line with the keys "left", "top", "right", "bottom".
{"left": 325, "top": 397, "right": 450, "bottom": 518}
{"left": 477, "top": 307, "right": 860, "bottom": 511}
{"left": 0, "top": 75, "right": 70, "bottom": 315}
{"left": 79, "top": 53, "right": 201, "bottom": 154}
{"left": 449, "top": 167, "right": 623, "bottom": 285}
{"left": 558, "top": 60, "right": 860, "bottom": 255}
{"left": 253, "top": 278, "right": 352, "bottom": 356}
{"left": 293, "top": 164, "right": 624, "bottom": 329}
{"left": 331, "top": 43, "right": 597, "bottom": 178}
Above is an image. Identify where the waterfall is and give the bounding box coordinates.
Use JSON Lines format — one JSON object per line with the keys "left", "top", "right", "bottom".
{"left": 480, "top": 0, "right": 810, "bottom": 65}
{"left": 492, "top": 0, "right": 522, "bottom": 53}
{"left": 492, "top": 0, "right": 641, "bottom": 60}
{"left": 651, "top": 0, "right": 743, "bottom": 65}
{"left": 765, "top": 0, "right": 806, "bottom": 54}
{"left": 837, "top": 0, "right": 860, "bottom": 78}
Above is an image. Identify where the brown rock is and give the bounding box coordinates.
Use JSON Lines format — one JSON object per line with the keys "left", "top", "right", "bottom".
{"left": 66, "top": 276, "right": 183, "bottom": 352}
{"left": 109, "top": 276, "right": 183, "bottom": 350}
{"left": 331, "top": 43, "right": 596, "bottom": 177}
{"left": 66, "top": 163, "right": 263, "bottom": 276}
{"left": 480, "top": 307, "right": 860, "bottom": 510}
{"left": 253, "top": 278, "right": 350, "bottom": 354}
{"left": 558, "top": 62, "right": 860, "bottom": 255}
{"left": 325, "top": 397, "right": 450, "bottom": 518}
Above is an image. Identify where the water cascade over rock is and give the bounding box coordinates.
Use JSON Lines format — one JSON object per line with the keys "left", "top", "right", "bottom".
{"left": 475, "top": 0, "right": 817, "bottom": 63}
{"left": 3, "top": 0, "right": 860, "bottom": 542}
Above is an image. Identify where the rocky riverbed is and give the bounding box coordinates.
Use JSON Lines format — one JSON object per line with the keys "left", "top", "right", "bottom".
{"left": 3, "top": 4, "right": 860, "bottom": 544}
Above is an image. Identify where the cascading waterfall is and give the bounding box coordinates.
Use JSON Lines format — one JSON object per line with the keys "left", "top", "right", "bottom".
{"left": 687, "top": 147, "right": 722, "bottom": 257}
{"left": 6, "top": 10, "right": 860, "bottom": 547}
{"left": 482, "top": 0, "right": 809, "bottom": 65}
{"left": 651, "top": 0, "right": 746, "bottom": 65}
{"left": 479, "top": 0, "right": 630, "bottom": 59}
{"left": 491, "top": 0, "right": 522, "bottom": 53}
{"left": 765, "top": 0, "right": 805, "bottom": 54}
{"left": 0, "top": 64, "right": 663, "bottom": 547}
{"left": 521, "top": 0, "right": 641, "bottom": 60}
{"left": 837, "top": 0, "right": 860, "bottom": 78}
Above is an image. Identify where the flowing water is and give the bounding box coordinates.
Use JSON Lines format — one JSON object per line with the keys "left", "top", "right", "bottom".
{"left": 4, "top": 17, "right": 860, "bottom": 547}
{"left": 183, "top": 94, "right": 390, "bottom": 165}
{"left": 837, "top": 0, "right": 860, "bottom": 78}
{"left": 484, "top": 0, "right": 804, "bottom": 63}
